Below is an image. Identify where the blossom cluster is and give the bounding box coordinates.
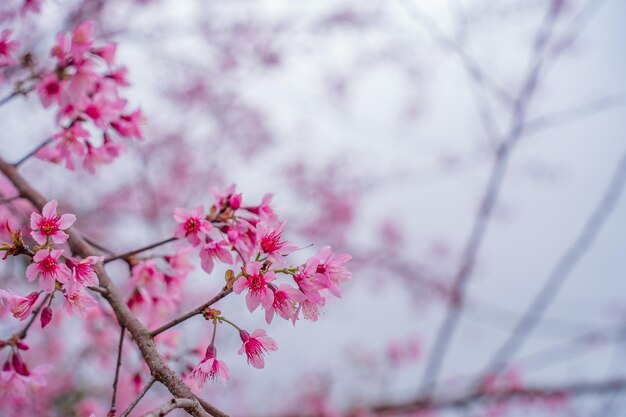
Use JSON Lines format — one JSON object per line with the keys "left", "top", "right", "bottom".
{"left": 1, "top": 200, "right": 101, "bottom": 319}
{"left": 0, "top": 200, "right": 104, "bottom": 404}
{"left": 169, "top": 185, "right": 352, "bottom": 385}
{"left": 33, "top": 21, "right": 143, "bottom": 172}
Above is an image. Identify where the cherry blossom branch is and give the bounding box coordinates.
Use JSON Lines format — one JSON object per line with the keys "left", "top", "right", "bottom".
{"left": 150, "top": 287, "right": 232, "bottom": 337}
{"left": 110, "top": 326, "right": 126, "bottom": 414}
{"left": 144, "top": 398, "right": 210, "bottom": 417}
{"left": 0, "top": 156, "right": 229, "bottom": 417}
{"left": 121, "top": 377, "right": 157, "bottom": 417}
{"left": 418, "top": 2, "right": 562, "bottom": 395}
{"left": 475, "top": 150, "right": 626, "bottom": 381}
{"left": 14, "top": 138, "right": 53, "bottom": 167}
{"left": 104, "top": 236, "right": 178, "bottom": 264}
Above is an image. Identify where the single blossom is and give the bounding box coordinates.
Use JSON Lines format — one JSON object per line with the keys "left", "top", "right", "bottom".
{"left": 264, "top": 284, "right": 304, "bottom": 324}
{"left": 165, "top": 247, "right": 194, "bottom": 277}
{"left": 173, "top": 206, "right": 212, "bottom": 246}
{"left": 191, "top": 344, "right": 230, "bottom": 386}
{"left": 0, "top": 359, "right": 50, "bottom": 402}
{"left": 36, "top": 73, "right": 64, "bottom": 108}
{"left": 243, "top": 193, "right": 276, "bottom": 222}
{"left": 63, "top": 289, "right": 97, "bottom": 316}
{"left": 295, "top": 298, "right": 324, "bottom": 322}
{"left": 66, "top": 256, "right": 104, "bottom": 290}
{"left": 25, "top": 249, "right": 71, "bottom": 293}
{"left": 256, "top": 221, "right": 297, "bottom": 264}
{"left": 0, "top": 29, "right": 20, "bottom": 67}
{"left": 312, "top": 246, "right": 352, "bottom": 296}
{"left": 199, "top": 240, "right": 233, "bottom": 273}
{"left": 0, "top": 290, "right": 40, "bottom": 320}
{"left": 233, "top": 262, "right": 275, "bottom": 313}
{"left": 238, "top": 329, "right": 277, "bottom": 369}
{"left": 30, "top": 200, "right": 76, "bottom": 245}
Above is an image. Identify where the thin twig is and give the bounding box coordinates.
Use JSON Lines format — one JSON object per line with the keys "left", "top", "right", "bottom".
{"left": 418, "top": 2, "right": 562, "bottom": 395}
{"left": 104, "top": 236, "right": 178, "bottom": 264}
{"left": 475, "top": 150, "right": 626, "bottom": 382}
{"left": 110, "top": 326, "right": 126, "bottom": 414}
{"left": 150, "top": 287, "right": 232, "bottom": 337}
{"left": 525, "top": 93, "right": 626, "bottom": 135}
{"left": 0, "top": 91, "right": 19, "bottom": 107}
{"left": 395, "top": 0, "right": 514, "bottom": 107}
{"left": 83, "top": 235, "right": 115, "bottom": 255}
{"left": 0, "top": 195, "right": 21, "bottom": 204}
{"left": 14, "top": 138, "right": 53, "bottom": 167}
{"left": 121, "top": 377, "right": 157, "bottom": 417}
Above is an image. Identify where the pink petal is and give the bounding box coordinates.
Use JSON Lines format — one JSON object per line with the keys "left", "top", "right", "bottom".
{"left": 25, "top": 264, "right": 39, "bottom": 281}
{"left": 58, "top": 213, "right": 76, "bottom": 229}
{"left": 42, "top": 200, "right": 58, "bottom": 218}
{"left": 232, "top": 277, "right": 248, "bottom": 294}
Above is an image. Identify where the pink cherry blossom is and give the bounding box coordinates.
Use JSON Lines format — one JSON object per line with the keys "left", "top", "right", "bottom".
{"left": 173, "top": 206, "right": 212, "bottom": 246}
{"left": 29, "top": 200, "right": 76, "bottom": 245}
{"left": 233, "top": 261, "right": 275, "bottom": 312}
{"left": 91, "top": 42, "right": 117, "bottom": 64}
{"left": 256, "top": 221, "right": 297, "bottom": 265}
{"left": 264, "top": 284, "right": 304, "bottom": 324}
{"left": 66, "top": 256, "right": 103, "bottom": 290}
{"left": 243, "top": 193, "right": 276, "bottom": 222}
{"left": 111, "top": 109, "right": 144, "bottom": 139}
{"left": 191, "top": 344, "right": 230, "bottom": 386}
{"left": 295, "top": 298, "right": 325, "bottom": 322}
{"left": 36, "top": 73, "right": 63, "bottom": 108}
{"left": 21, "top": 0, "right": 43, "bottom": 15}
{"left": 210, "top": 184, "right": 241, "bottom": 212}
{"left": 199, "top": 240, "right": 233, "bottom": 273}
{"left": 314, "top": 246, "right": 352, "bottom": 288}
{"left": 238, "top": 329, "right": 277, "bottom": 369}
{"left": 165, "top": 247, "right": 194, "bottom": 277}
{"left": 0, "top": 360, "right": 50, "bottom": 402}
{"left": 70, "top": 20, "right": 95, "bottom": 60}
{"left": 0, "top": 289, "right": 40, "bottom": 320}
{"left": 25, "top": 249, "right": 71, "bottom": 293}
{"left": 63, "top": 289, "right": 97, "bottom": 317}
{"left": 0, "top": 29, "right": 20, "bottom": 67}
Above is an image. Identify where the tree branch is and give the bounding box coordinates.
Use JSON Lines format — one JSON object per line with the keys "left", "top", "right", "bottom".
{"left": 104, "top": 236, "right": 179, "bottom": 264}
{"left": 110, "top": 326, "right": 126, "bottom": 414}
{"left": 0, "top": 156, "right": 228, "bottom": 417}
{"left": 475, "top": 150, "right": 626, "bottom": 382}
{"left": 418, "top": 2, "right": 564, "bottom": 395}
{"left": 121, "top": 377, "right": 157, "bottom": 417}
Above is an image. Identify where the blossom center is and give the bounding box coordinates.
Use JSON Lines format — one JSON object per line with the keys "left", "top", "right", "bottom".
{"left": 260, "top": 232, "right": 280, "bottom": 253}
{"left": 41, "top": 256, "right": 58, "bottom": 275}
{"left": 248, "top": 274, "right": 265, "bottom": 291}
{"left": 39, "top": 217, "right": 60, "bottom": 236}
{"left": 184, "top": 217, "right": 199, "bottom": 234}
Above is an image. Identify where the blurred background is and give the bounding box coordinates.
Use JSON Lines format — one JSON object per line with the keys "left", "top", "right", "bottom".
{"left": 1, "top": 0, "right": 625, "bottom": 416}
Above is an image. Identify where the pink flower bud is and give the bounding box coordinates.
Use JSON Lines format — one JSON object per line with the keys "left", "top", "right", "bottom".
{"left": 40, "top": 306, "right": 53, "bottom": 329}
